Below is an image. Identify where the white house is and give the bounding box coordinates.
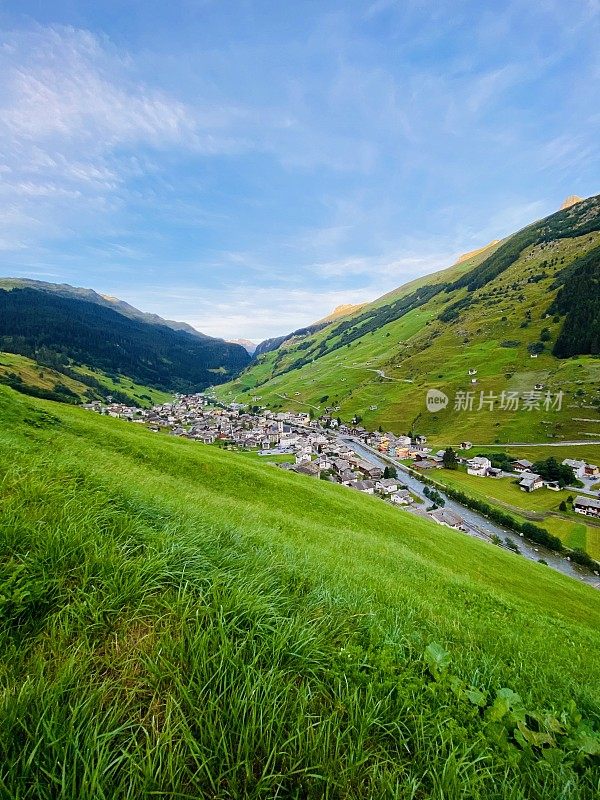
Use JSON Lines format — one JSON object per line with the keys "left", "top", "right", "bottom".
{"left": 390, "top": 490, "right": 412, "bottom": 505}
{"left": 376, "top": 478, "right": 400, "bottom": 494}
{"left": 519, "top": 473, "right": 544, "bottom": 492}
{"left": 562, "top": 459, "right": 586, "bottom": 479}
{"left": 466, "top": 456, "right": 492, "bottom": 476}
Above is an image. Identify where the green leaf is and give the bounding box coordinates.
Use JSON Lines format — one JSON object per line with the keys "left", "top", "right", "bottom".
{"left": 466, "top": 686, "right": 487, "bottom": 707}
{"left": 424, "top": 642, "right": 451, "bottom": 677}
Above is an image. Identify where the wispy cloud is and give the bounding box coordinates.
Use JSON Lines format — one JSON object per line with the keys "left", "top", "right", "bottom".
{"left": 0, "top": 1, "right": 598, "bottom": 341}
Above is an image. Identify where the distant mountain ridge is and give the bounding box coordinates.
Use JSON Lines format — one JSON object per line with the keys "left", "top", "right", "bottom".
{"left": 228, "top": 338, "right": 257, "bottom": 355}
{"left": 0, "top": 278, "right": 211, "bottom": 341}
{"left": 0, "top": 281, "right": 251, "bottom": 402}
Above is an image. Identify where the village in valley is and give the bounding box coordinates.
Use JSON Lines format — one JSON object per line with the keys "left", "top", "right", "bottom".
{"left": 83, "top": 393, "right": 600, "bottom": 532}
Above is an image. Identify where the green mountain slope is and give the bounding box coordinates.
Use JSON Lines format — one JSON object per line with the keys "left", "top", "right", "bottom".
{"left": 0, "top": 384, "right": 599, "bottom": 797}
{"left": 0, "top": 277, "right": 211, "bottom": 340}
{"left": 0, "top": 284, "right": 250, "bottom": 405}
{"left": 216, "top": 195, "right": 600, "bottom": 444}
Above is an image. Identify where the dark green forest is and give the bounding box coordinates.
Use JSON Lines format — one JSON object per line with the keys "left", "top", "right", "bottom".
{"left": 550, "top": 245, "right": 600, "bottom": 357}
{"left": 0, "top": 289, "right": 250, "bottom": 392}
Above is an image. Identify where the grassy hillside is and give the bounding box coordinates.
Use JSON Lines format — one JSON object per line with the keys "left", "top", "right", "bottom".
{"left": 216, "top": 196, "right": 600, "bottom": 444}
{"left": 0, "top": 351, "right": 171, "bottom": 407}
{"left": 1, "top": 385, "right": 599, "bottom": 798}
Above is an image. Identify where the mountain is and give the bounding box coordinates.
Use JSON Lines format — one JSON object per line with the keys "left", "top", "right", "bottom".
{"left": 0, "top": 282, "right": 250, "bottom": 404}
{"left": 560, "top": 194, "right": 583, "bottom": 210}
{"left": 0, "top": 278, "right": 210, "bottom": 340}
{"left": 252, "top": 304, "right": 363, "bottom": 359}
{"left": 215, "top": 194, "right": 600, "bottom": 444}
{"left": 454, "top": 239, "right": 500, "bottom": 263}
{"left": 228, "top": 338, "right": 257, "bottom": 354}
{"left": 1, "top": 384, "right": 599, "bottom": 797}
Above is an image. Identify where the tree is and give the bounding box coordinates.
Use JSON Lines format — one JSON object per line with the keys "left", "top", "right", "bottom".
{"left": 383, "top": 466, "right": 397, "bottom": 479}
{"left": 532, "top": 456, "right": 576, "bottom": 487}
{"left": 559, "top": 500, "right": 568, "bottom": 512}
{"left": 442, "top": 447, "right": 458, "bottom": 470}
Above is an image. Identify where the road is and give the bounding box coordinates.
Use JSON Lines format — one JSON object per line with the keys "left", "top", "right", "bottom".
{"left": 342, "top": 437, "right": 600, "bottom": 591}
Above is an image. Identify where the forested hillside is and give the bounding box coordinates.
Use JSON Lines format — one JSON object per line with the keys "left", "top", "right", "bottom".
{"left": 0, "top": 287, "right": 250, "bottom": 396}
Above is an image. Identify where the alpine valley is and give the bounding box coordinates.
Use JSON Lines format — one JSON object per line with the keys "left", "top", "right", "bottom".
{"left": 216, "top": 195, "right": 600, "bottom": 446}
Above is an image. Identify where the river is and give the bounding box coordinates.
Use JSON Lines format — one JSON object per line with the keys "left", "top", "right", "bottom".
{"left": 343, "top": 437, "right": 600, "bottom": 590}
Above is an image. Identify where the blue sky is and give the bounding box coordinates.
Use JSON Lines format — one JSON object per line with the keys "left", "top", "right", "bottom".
{"left": 0, "top": 0, "right": 598, "bottom": 341}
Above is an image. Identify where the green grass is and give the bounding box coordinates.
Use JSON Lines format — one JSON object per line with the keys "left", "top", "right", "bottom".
{"left": 1, "top": 386, "right": 600, "bottom": 798}
{"left": 0, "top": 351, "right": 171, "bottom": 408}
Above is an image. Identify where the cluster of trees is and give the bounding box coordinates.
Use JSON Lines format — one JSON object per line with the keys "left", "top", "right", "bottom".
{"left": 549, "top": 244, "right": 600, "bottom": 358}
{"left": 423, "top": 486, "right": 445, "bottom": 507}
{"left": 0, "top": 289, "right": 250, "bottom": 393}
{"left": 532, "top": 457, "right": 577, "bottom": 488}
{"left": 0, "top": 372, "right": 79, "bottom": 404}
{"left": 442, "top": 448, "right": 459, "bottom": 469}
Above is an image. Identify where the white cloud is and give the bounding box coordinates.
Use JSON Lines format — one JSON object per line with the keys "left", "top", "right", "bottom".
{"left": 0, "top": 24, "right": 249, "bottom": 252}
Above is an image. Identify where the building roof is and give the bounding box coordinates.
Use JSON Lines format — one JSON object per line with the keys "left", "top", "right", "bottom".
{"left": 574, "top": 496, "right": 600, "bottom": 509}
{"left": 519, "top": 473, "right": 542, "bottom": 487}
{"left": 513, "top": 458, "right": 533, "bottom": 467}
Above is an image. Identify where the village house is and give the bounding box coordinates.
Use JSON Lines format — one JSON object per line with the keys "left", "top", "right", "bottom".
{"left": 348, "top": 479, "right": 377, "bottom": 494}
{"left": 429, "top": 508, "right": 464, "bottom": 529}
{"left": 573, "top": 496, "right": 600, "bottom": 518}
{"left": 376, "top": 477, "right": 401, "bottom": 494}
{"left": 562, "top": 459, "right": 587, "bottom": 479}
{"left": 390, "top": 489, "right": 412, "bottom": 505}
{"left": 519, "top": 473, "right": 544, "bottom": 492}
{"left": 512, "top": 458, "right": 534, "bottom": 473}
{"left": 466, "top": 456, "right": 492, "bottom": 476}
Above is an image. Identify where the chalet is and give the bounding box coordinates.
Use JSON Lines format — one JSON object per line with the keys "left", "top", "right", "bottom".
{"left": 332, "top": 458, "right": 351, "bottom": 475}
{"left": 292, "top": 461, "right": 321, "bottom": 478}
{"left": 512, "top": 459, "right": 533, "bottom": 474}
{"left": 348, "top": 479, "right": 377, "bottom": 494}
{"left": 545, "top": 481, "right": 561, "bottom": 491}
{"left": 390, "top": 489, "right": 412, "bottom": 505}
{"left": 362, "top": 464, "right": 384, "bottom": 480}
{"left": 339, "top": 469, "right": 359, "bottom": 484}
{"left": 376, "top": 478, "right": 401, "bottom": 494}
{"left": 466, "top": 456, "right": 491, "bottom": 476}
{"left": 413, "top": 459, "right": 438, "bottom": 470}
{"left": 519, "top": 473, "right": 544, "bottom": 492}
{"left": 574, "top": 496, "right": 600, "bottom": 518}
{"left": 429, "top": 509, "right": 464, "bottom": 529}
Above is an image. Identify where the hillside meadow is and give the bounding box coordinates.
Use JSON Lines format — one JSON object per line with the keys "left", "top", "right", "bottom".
{"left": 1, "top": 386, "right": 599, "bottom": 798}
